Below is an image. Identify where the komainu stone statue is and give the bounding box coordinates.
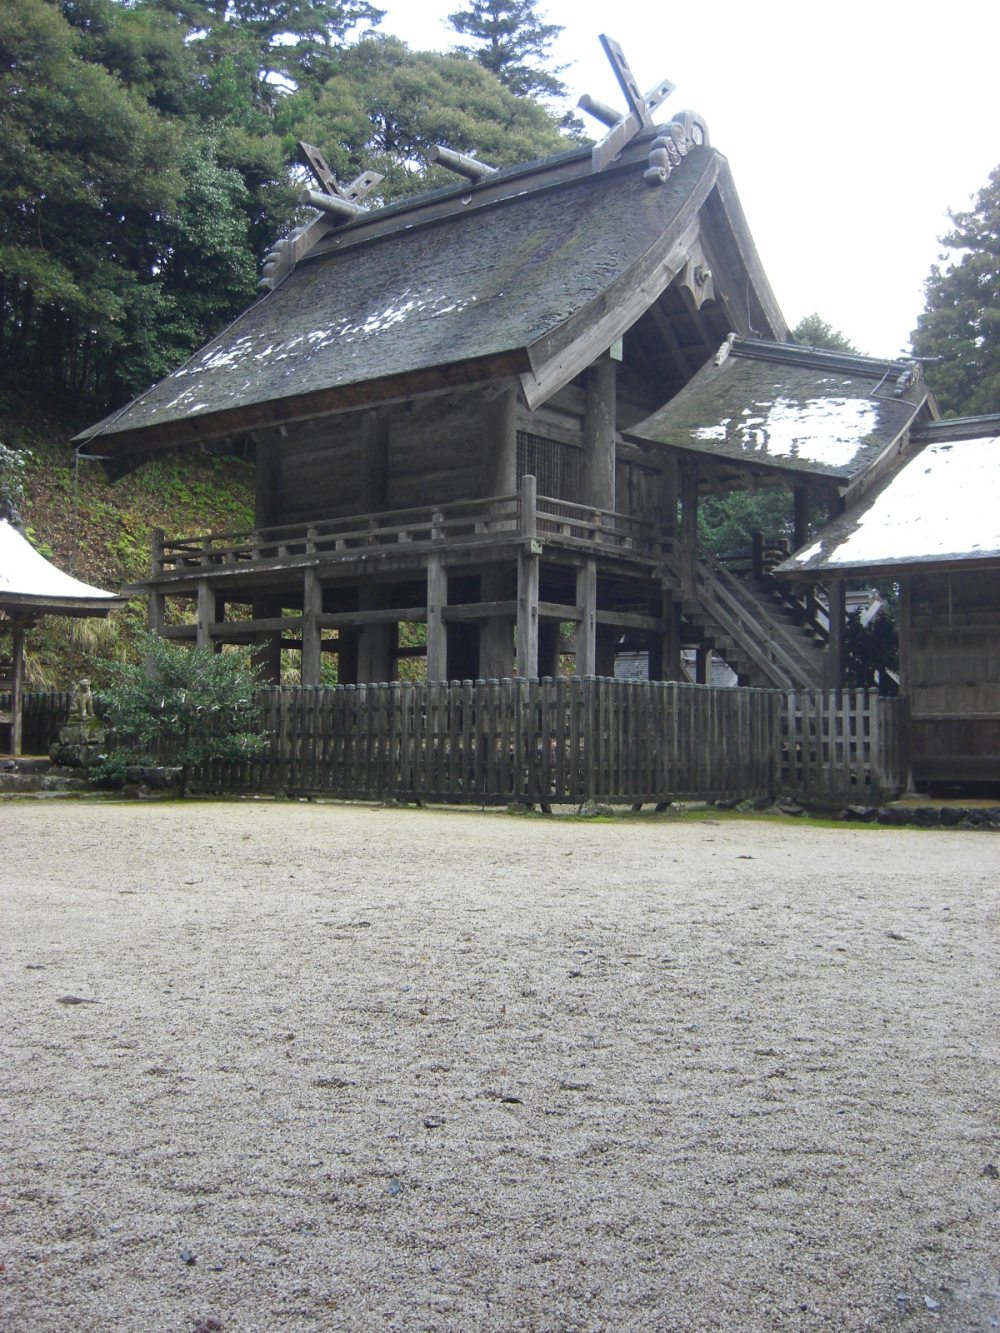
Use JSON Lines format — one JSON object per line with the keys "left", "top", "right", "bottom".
{"left": 50, "top": 678, "right": 108, "bottom": 768}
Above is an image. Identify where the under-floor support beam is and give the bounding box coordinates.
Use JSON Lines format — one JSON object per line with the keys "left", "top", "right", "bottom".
{"left": 516, "top": 552, "right": 539, "bottom": 679}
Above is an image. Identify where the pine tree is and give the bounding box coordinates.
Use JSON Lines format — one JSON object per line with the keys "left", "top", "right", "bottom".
{"left": 912, "top": 164, "right": 1000, "bottom": 417}
{"left": 447, "top": 0, "right": 566, "bottom": 99}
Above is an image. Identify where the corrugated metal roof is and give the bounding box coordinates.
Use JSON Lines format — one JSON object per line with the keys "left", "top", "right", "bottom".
{"left": 630, "top": 339, "right": 928, "bottom": 482}
{"left": 774, "top": 428, "right": 1000, "bottom": 577}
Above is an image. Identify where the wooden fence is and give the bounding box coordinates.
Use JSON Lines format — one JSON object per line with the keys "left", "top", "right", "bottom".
{"left": 197, "top": 680, "right": 902, "bottom": 805}
{"left": 783, "top": 688, "right": 906, "bottom": 801}
{"left": 6, "top": 681, "right": 904, "bottom": 804}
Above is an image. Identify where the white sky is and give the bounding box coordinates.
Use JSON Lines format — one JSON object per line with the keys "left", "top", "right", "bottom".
{"left": 374, "top": 0, "right": 1000, "bottom": 359}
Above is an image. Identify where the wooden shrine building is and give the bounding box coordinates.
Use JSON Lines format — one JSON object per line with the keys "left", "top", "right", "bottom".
{"left": 74, "top": 40, "right": 789, "bottom": 687}
{"left": 75, "top": 38, "right": 941, "bottom": 700}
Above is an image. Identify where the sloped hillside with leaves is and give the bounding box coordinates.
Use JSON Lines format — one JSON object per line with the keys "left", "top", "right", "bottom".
{"left": 1, "top": 375, "right": 253, "bottom": 688}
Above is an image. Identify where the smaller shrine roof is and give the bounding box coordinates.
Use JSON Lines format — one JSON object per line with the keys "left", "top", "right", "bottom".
{"left": 0, "top": 520, "right": 126, "bottom": 617}
{"left": 630, "top": 338, "right": 931, "bottom": 484}
{"left": 774, "top": 417, "right": 1000, "bottom": 579}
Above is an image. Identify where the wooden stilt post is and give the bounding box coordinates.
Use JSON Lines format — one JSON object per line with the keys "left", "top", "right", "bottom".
{"left": 427, "top": 555, "right": 448, "bottom": 682}
{"left": 148, "top": 529, "right": 166, "bottom": 635}
{"left": 301, "top": 567, "right": 322, "bottom": 687}
{"left": 196, "top": 581, "right": 215, "bottom": 650}
{"left": 517, "top": 553, "right": 539, "bottom": 678}
{"left": 696, "top": 645, "right": 712, "bottom": 684}
{"left": 576, "top": 558, "right": 597, "bottom": 676}
{"left": 823, "top": 579, "right": 846, "bottom": 689}
{"left": 357, "top": 587, "right": 392, "bottom": 684}
{"left": 517, "top": 474, "right": 539, "bottom": 678}
{"left": 252, "top": 594, "right": 283, "bottom": 683}
{"left": 656, "top": 588, "right": 682, "bottom": 680}
{"left": 9, "top": 621, "right": 25, "bottom": 756}
{"left": 679, "top": 461, "right": 699, "bottom": 598}
{"left": 479, "top": 566, "right": 515, "bottom": 678}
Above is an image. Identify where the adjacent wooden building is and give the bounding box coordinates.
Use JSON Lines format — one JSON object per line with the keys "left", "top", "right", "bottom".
{"left": 776, "top": 415, "right": 1000, "bottom": 785}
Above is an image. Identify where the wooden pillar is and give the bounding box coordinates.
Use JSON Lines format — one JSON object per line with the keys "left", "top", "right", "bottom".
{"left": 653, "top": 588, "right": 682, "bottom": 681}
{"left": 595, "top": 625, "right": 617, "bottom": 678}
{"left": 7, "top": 621, "right": 25, "bottom": 756}
{"left": 656, "top": 454, "right": 679, "bottom": 546}
{"left": 196, "top": 581, "right": 216, "bottom": 650}
{"left": 516, "top": 552, "right": 539, "bottom": 678}
{"left": 252, "top": 594, "right": 283, "bottom": 683}
{"left": 822, "top": 579, "right": 847, "bottom": 689}
{"left": 427, "top": 555, "right": 448, "bottom": 682}
{"left": 575, "top": 559, "right": 597, "bottom": 676}
{"left": 338, "top": 630, "right": 359, "bottom": 687}
{"left": 897, "top": 580, "right": 915, "bottom": 793}
{"left": 148, "top": 591, "right": 165, "bottom": 635}
{"left": 679, "top": 460, "right": 699, "bottom": 597}
{"left": 483, "top": 385, "right": 518, "bottom": 496}
{"left": 695, "top": 645, "right": 712, "bottom": 685}
{"left": 479, "top": 567, "right": 515, "bottom": 678}
{"left": 793, "top": 487, "right": 810, "bottom": 551}
{"left": 252, "top": 437, "right": 284, "bottom": 683}
{"left": 301, "top": 567, "right": 322, "bottom": 687}
{"left": 255, "top": 434, "right": 281, "bottom": 529}
{"left": 357, "top": 587, "right": 392, "bottom": 684}
{"left": 361, "top": 409, "right": 390, "bottom": 511}
{"left": 582, "top": 357, "right": 616, "bottom": 512}
{"left": 538, "top": 622, "right": 561, "bottom": 678}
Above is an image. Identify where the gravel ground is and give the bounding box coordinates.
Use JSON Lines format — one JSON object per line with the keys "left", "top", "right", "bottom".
{"left": 2, "top": 799, "right": 999, "bottom": 1333}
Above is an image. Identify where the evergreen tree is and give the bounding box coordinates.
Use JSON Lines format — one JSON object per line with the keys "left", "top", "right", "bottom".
{"left": 791, "top": 313, "right": 858, "bottom": 354}
{"left": 911, "top": 163, "right": 1000, "bottom": 416}
{"left": 447, "top": 0, "right": 566, "bottom": 99}
{"left": 285, "top": 36, "right": 570, "bottom": 203}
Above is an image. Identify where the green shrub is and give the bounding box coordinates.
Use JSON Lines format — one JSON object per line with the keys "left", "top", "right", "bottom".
{"left": 98, "top": 633, "right": 268, "bottom": 794}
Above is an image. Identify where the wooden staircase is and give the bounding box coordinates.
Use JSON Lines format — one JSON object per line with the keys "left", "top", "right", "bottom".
{"left": 674, "top": 549, "right": 827, "bottom": 690}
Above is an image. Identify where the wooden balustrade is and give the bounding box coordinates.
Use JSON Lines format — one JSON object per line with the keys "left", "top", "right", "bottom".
{"left": 153, "top": 484, "right": 656, "bottom": 577}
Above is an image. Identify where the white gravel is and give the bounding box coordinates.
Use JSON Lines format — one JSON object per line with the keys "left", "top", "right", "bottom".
{"left": 2, "top": 800, "right": 999, "bottom": 1332}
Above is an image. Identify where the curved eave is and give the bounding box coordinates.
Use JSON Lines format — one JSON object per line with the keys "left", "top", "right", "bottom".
{"left": 79, "top": 349, "right": 530, "bottom": 466}
{"left": 1, "top": 592, "right": 127, "bottom": 617}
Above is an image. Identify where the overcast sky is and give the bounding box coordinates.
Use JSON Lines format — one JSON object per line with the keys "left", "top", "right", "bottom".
{"left": 375, "top": 0, "right": 1000, "bottom": 358}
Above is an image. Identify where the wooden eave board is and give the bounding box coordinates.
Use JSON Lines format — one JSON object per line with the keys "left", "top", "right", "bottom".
{"left": 629, "top": 342, "right": 927, "bottom": 484}
{"left": 774, "top": 433, "right": 1000, "bottom": 580}
{"left": 77, "top": 145, "right": 780, "bottom": 459}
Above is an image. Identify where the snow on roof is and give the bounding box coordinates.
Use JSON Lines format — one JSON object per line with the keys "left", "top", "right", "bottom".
{"left": 0, "top": 520, "right": 124, "bottom": 612}
{"left": 776, "top": 433, "right": 1000, "bottom": 576}
{"left": 632, "top": 340, "right": 928, "bottom": 483}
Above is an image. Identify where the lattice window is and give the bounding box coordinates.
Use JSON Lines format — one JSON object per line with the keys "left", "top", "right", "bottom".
{"left": 516, "top": 432, "right": 581, "bottom": 503}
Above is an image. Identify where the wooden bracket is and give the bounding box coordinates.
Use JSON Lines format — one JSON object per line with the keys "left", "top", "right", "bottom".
{"left": 581, "top": 35, "right": 675, "bottom": 173}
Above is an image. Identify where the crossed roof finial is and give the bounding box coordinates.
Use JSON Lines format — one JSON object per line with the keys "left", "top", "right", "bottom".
{"left": 580, "top": 35, "right": 675, "bottom": 173}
